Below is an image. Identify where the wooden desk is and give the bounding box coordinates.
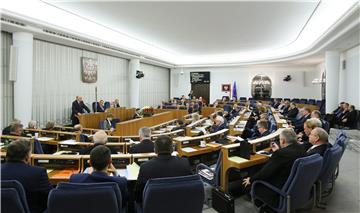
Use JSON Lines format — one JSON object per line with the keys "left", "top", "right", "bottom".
{"left": 1, "top": 135, "right": 34, "bottom": 152}
{"left": 115, "top": 111, "right": 181, "bottom": 136}
{"left": 174, "top": 129, "right": 229, "bottom": 158}
{"left": 185, "top": 118, "right": 210, "bottom": 136}
{"left": 220, "top": 128, "right": 284, "bottom": 192}
{"left": 57, "top": 141, "right": 127, "bottom": 154}
{"left": 80, "top": 154, "right": 132, "bottom": 172}
{"left": 31, "top": 154, "right": 81, "bottom": 185}
{"left": 78, "top": 107, "right": 136, "bottom": 129}
{"left": 228, "top": 109, "right": 250, "bottom": 136}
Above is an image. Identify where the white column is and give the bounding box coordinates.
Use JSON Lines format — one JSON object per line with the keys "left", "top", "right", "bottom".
{"left": 128, "top": 59, "right": 140, "bottom": 108}
{"left": 338, "top": 53, "right": 346, "bottom": 102}
{"left": 325, "top": 51, "right": 340, "bottom": 113}
{"left": 12, "top": 32, "right": 33, "bottom": 125}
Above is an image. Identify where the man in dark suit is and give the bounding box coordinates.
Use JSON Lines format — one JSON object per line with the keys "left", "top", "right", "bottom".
{"left": 79, "top": 130, "right": 117, "bottom": 155}
{"left": 243, "top": 129, "right": 305, "bottom": 210}
{"left": 1, "top": 140, "right": 53, "bottom": 213}
{"left": 342, "top": 105, "right": 357, "bottom": 129}
{"left": 210, "top": 116, "right": 227, "bottom": 133}
{"left": 97, "top": 100, "right": 106, "bottom": 112}
{"left": 2, "top": 119, "right": 21, "bottom": 135}
{"left": 71, "top": 96, "right": 91, "bottom": 125}
{"left": 293, "top": 107, "right": 311, "bottom": 133}
{"left": 70, "top": 145, "right": 128, "bottom": 207}
{"left": 307, "top": 127, "right": 332, "bottom": 156}
{"left": 286, "top": 102, "right": 299, "bottom": 121}
{"left": 128, "top": 127, "right": 154, "bottom": 154}
{"left": 135, "top": 136, "right": 192, "bottom": 203}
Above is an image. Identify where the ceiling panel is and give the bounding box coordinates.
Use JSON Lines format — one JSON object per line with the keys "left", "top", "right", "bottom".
{"left": 49, "top": 1, "right": 319, "bottom": 55}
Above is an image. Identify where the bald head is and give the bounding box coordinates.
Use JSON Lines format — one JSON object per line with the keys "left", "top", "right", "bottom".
{"left": 309, "top": 127, "right": 328, "bottom": 145}
{"left": 93, "top": 130, "right": 108, "bottom": 144}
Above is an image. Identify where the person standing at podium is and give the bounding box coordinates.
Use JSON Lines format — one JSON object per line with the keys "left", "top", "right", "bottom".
{"left": 71, "top": 96, "right": 90, "bottom": 125}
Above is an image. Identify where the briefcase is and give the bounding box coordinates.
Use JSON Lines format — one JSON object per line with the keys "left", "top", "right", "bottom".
{"left": 212, "top": 187, "right": 235, "bottom": 213}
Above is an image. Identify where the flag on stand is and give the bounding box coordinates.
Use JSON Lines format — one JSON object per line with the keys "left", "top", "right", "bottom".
{"left": 232, "top": 81, "right": 237, "bottom": 100}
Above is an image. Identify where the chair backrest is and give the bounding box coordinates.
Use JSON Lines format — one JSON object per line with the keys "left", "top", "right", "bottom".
{"left": 143, "top": 175, "right": 204, "bottom": 213}
{"left": 308, "top": 99, "right": 316, "bottom": 105}
{"left": 33, "top": 139, "right": 44, "bottom": 154}
{"left": 1, "top": 188, "right": 26, "bottom": 213}
{"left": 322, "top": 120, "right": 330, "bottom": 133}
{"left": 1, "top": 180, "right": 30, "bottom": 213}
{"left": 92, "top": 102, "right": 98, "bottom": 112}
{"left": 56, "top": 182, "right": 122, "bottom": 212}
{"left": 335, "top": 131, "right": 348, "bottom": 156}
{"left": 48, "top": 182, "right": 121, "bottom": 213}
{"left": 282, "top": 154, "right": 323, "bottom": 211}
{"left": 104, "top": 101, "right": 110, "bottom": 109}
{"left": 213, "top": 152, "right": 223, "bottom": 186}
{"left": 99, "top": 121, "right": 105, "bottom": 129}
{"left": 318, "top": 145, "right": 343, "bottom": 191}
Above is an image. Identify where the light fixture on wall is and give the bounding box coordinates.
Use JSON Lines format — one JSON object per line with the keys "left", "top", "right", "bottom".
{"left": 311, "top": 78, "right": 326, "bottom": 84}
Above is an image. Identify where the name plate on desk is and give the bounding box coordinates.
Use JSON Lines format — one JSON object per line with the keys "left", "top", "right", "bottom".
{"left": 229, "top": 156, "right": 248, "bottom": 164}
{"left": 182, "top": 147, "right": 197, "bottom": 153}
{"left": 37, "top": 137, "right": 54, "bottom": 142}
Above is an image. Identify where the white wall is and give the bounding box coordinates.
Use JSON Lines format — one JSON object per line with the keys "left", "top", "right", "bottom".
{"left": 139, "top": 63, "right": 170, "bottom": 108}
{"left": 1, "top": 31, "right": 14, "bottom": 129}
{"left": 341, "top": 45, "right": 360, "bottom": 108}
{"left": 33, "top": 40, "right": 129, "bottom": 126}
{"left": 171, "top": 65, "right": 322, "bottom": 103}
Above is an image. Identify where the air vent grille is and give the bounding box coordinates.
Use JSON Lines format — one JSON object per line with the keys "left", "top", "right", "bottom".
{"left": 42, "top": 28, "right": 135, "bottom": 56}
{"left": 1, "top": 17, "right": 26, "bottom": 27}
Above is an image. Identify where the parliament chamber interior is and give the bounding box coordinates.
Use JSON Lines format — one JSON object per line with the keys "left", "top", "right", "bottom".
{"left": 1, "top": 1, "right": 360, "bottom": 213}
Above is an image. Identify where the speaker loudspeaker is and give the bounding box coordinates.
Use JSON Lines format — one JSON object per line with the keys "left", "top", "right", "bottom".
{"left": 9, "top": 45, "right": 18, "bottom": 81}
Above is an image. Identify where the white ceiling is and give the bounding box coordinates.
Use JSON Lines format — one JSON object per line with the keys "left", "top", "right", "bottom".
{"left": 47, "top": 1, "right": 319, "bottom": 56}
{"left": 1, "top": 0, "right": 359, "bottom": 66}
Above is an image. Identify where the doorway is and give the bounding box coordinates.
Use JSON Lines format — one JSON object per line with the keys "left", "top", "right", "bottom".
{"left": 191, "top": 83, "right": 210, "bottom": 105}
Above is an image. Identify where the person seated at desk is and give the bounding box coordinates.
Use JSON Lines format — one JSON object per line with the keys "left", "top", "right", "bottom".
{"left": 102, "top": 113, "right": 116, "bottom": 131}
{"left": 191, "top": 113, "right": 200, "bottom": 123}
{"left": 310, "top": 110, "right": 330, "bottom": 132}
{"left": 341, "top": 105, "right": 357, "bottom": 129}
{"left": 2, "top": 119, "right": 21, "bottom": 135}
{"left": 291, "top": 107, "right": 311, "bottom": 133}
{"left": 272, "top": 99, "right": 281, "bottom": 109}
{"left": 8, "top": 123, "right": 24, "bottom": 137}
{"left": 242, "top": 129, "right": 305, "bottom": 212}
{"left": 251, "top": 120, "right": 270, "bottom": 139}
{"left": 71, "top": 96, "right": 91, "bottom": 125}
{"left": 113, "top": 98, "right": 120, "bottom": 108}
{"left": 307, "top": 127, "right": 332, "bottom": 156}
{"left": 277, "top": 100, "right": 285, "bottom": 111}
{"left": 128, "top": 127, "right": 154, "bottom": 154}
{"left": 172, "top": 120, "right": 186, "bottom": 131}
{"left": 97, "top": 99, "right": 106, "bottom": 112}
{"left": 135, "top": 136, "right": 192, "bottom": 203}
{"left": 70, "top": 145, "right": 128, "bottom": 207}
{"left": 209, "top": 116, "right": 227, "bottom": 133}
{"left": 43, "top": 121, "right": 55, "bottom": 130}
{"left": 133, "top": 108, "right": 142, "bottom": 119}
{"left": 297, "top": 118, "right": 322, "bottom": 149}
{"left": 74, "top": 124, "right": 90, "bottom": 142}
{"left": 285, "top": 102, "right": 299, "bottom": 121}
{"left": 27, "top": 120, "right": 38, "bottom": 129}
{"left": 1, "top": 140, "right": 53, "bottom": 213}
{"left": 280, "top": 100, "right": 290, "bottom": 115}
{"left": 334, "top": 102, "right": 349, "bottom": 126}
{"left": 79, "top": 130, "right": 117, "bottom": 155}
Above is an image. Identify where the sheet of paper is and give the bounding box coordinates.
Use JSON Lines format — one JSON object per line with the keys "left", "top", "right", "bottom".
{"left": 182, "top": 147, "right": 197, "bottom": 152}
{"left": 37, "top": 137, "right": 54, "bottom": 142}
{"left": 59, "top": 139, "right": 77, "bottom": 145}
{"left": 229, "top": 156, "right": 249, "bottom": 164}
{"left": 46, "top": 169, "right": 54, "bottom": 174}
{"left": 153, "top": 130, "right": 166, "bottom": 134}
{"left": 126, "top": 163, "right": 140, "bottom": 180}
